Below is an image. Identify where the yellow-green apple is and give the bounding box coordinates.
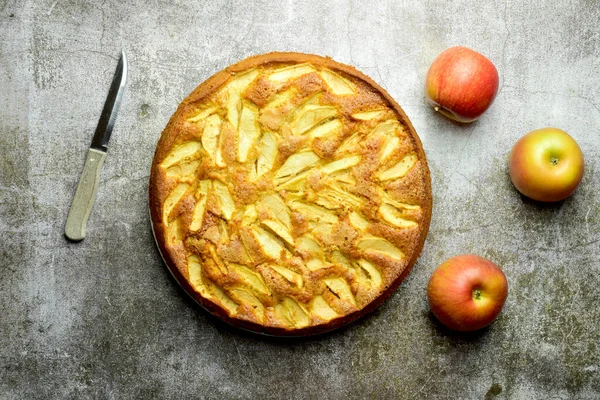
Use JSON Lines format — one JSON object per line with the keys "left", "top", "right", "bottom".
{"left": 509, "top": 127, "right": 584, "bottom": 202}
{"left": 425, "top": 46, "right": 499, "bottom": 123}
{"left": 427, "top": 255, "right": 508, "bottom": 332}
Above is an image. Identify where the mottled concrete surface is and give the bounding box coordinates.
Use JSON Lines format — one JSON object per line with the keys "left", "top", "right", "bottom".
{"left": 1, "top": 0, "right": 599, "bottom": 398}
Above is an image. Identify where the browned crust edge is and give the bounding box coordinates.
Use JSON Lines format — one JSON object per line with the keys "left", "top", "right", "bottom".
{"left": 148, "top": 51, "right": 433, "bottom": 337}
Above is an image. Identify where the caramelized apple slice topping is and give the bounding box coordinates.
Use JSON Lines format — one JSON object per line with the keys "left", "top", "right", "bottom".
{"left": 357, "top": 236, "right": 404, "bottom": 261}
{"left": 241, "top": 204, "right": 258, "bottom": 226}
{"left": 290, "top": 105, "right": 338, "bottom": 135}
{"left": 289, "top": 201, "right": 339, "bottom": 225}
{"left": 260, "top": 88, "right": 298, "bottom": 130}
{"left": 336, "top": 132, "right": 362, "bottom": 155}
{"left": 323, "top": 277, "right": 356, "bottom": 306}
{"left": 330, "top": 250, "right": 352, "bottom": 270}
{"left": 210, "top": 285, "right": 238, "bottom": 315}
{"left": 274, "top": 151, "right": 320, "bottom": 181}
{"left": 201, "top": 114, "right": 222, "bottom": 166}
{"left": 268, "top": 63, "right": 316, "bottom": 83}
{"left": 356, "top": 259, "right": 383, "bottom": 288}
{"left": 378, "top": 203, "right": 418, "bottom": 228}
{"left": 166, "top": 160, "right": 200, "bottom": 180}
{"left": 321, "top": 155, "right": 361, "bottom": 174}
{"left": 261, "top": 219, "right": 294, "bottom": 245}
{"left": 255, "top": 131, "right": 278, "bottom": 178}
{"left": 208, "top": 244, "right": 228, "bottom": 275}
{"left": 310, "top": 295, "right": 338, "bottom": 321}
{"left": 369, "top": 120, "right": 402, "bottom": 162}
{"left": 190, "top": 180, "right": 211, "bottom": 231}
{"left": 330, "top": 170, "right": 356, "bottom": 185}
{"left": 229, "top": 288, "right": 265, "bottom": 322}
{"left": 307, "top": 118, "right": 342, "bottom": 139}
{"left": 160, "top": 141, "right": 203, "bottom": 169}
{"left": 275, "top": 297, "right": 310, "bottom": 328}
{"left": 371, "top": 119, "right": 399, "bottom": 137}
{"left": 166, "top": 218, "right": 182, "bottom": 246}
{"left": 316, "top": 183, "right": 362, "bottom": 210}
{"left": 296, "top": 234, "right": 328, "bottom": 271}
{"left": 378, "top": 189, "right": 422, "bottom": 211}
{"left": 351, "top": 109, "right": 385, "bottom": 121}
{"left": 237, "top": 101, "right": 261, "bottom": 163}
{"left": 217, "top": 219, "right": 230, "bottom": 244}
{"left": 380, "top": 136, "right": 400, "bottom": 163}
{"left": 251, "top": 226, "right": 286, "bottom": 260}
{"left": 213, "top": 180, "right": 236, "bottom": 220}
{"left": 258, "top": 194, "right": 291, "bottom": 229}
{"left": 188, "top": 106, "right": 219, "bottom": 122}
{"left": 228, "top": 263, "right": 270, "bottom": 296}
{"left": 269, "top": 265, "right": 304, "bottom": 288}
{"left": 222, "top": 69, "right": 259, "bottom": 130}
{"left": 297, "top": 234, "right": 324, "bottom": 257}
{"left": 163, "top": 183, "right": 189, "bottom": 224}
{"left": 319, "top": 69, "right": 356, "bottom": 95}
{"left": 258, "top": 195, "right": 294, "bottom": 244}
{"left": 379, "top": 153, "right": 417, "bottom": 181}
{"left": 276, "top": 169, "right": 311, "bottom": 192}
{"left": 348, "top": 212, "right": 369, "bottom": 231}
{"left": 264, "top": 87, "right": 297, "bottom": 110}
{"left": 187, "top": 254, "right": 210, "bottom": 297}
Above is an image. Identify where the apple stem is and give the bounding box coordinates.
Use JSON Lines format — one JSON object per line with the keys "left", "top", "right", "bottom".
{"left": 434, "top": 106, "right": 440, "bottom": 112}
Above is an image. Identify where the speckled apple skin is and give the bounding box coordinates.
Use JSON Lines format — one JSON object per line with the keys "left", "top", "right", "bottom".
{"left": 427, "top": 254, "right": 508, "bottom": 332}
{"left": 425, "top": 46, "right": 499, "bottom": 123}
{"left": 509, "top": 127, "right": 585, "bottom": 202}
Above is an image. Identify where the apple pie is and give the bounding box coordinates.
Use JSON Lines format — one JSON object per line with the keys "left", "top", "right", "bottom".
{"left": 149, "top": 52, "right": 432, "bottom": 335}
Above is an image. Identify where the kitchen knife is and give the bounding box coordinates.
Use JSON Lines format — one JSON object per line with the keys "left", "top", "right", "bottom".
{"left": 65, "top": 49, "right": 128, "bottom": 241}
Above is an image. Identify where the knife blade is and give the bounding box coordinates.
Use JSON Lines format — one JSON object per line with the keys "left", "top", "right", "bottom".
{"left": 65, "top": 49, "right": 128, "bottom": 241}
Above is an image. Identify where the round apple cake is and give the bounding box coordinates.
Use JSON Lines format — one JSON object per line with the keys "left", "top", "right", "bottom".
{"left": 149, "top": 52, "right": 432, "bottom": 335}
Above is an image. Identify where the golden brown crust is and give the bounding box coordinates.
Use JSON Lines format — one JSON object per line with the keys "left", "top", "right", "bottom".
{"left": 149, "top": 52, "right": 432, "bottom": 336}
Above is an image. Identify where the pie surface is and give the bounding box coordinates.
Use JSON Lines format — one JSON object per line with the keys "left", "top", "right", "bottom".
{"left": 149, "top": 52, "right": 432, "bottom": 335}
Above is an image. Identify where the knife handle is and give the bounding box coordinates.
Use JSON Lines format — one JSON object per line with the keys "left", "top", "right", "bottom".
{"left": 65, "top": 148, "right": 107, "bottom": 241}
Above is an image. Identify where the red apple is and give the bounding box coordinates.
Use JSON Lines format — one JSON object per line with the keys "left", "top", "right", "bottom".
{"left": 425, "top": 46, "right": 499, "bottom": 123}
{"left": 427, "top": 255, "right": 508, "bottom": 332}
{"left": 509, "top": 127, "right": 584, "bottom": 202}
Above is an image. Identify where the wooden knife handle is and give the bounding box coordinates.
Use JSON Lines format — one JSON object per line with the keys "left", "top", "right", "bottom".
{"left": 65, "top": 148, "right": 107, "bottom": 241}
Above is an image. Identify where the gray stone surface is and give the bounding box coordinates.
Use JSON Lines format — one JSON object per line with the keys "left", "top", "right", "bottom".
{"left": 1, "top": 0, "right": 599, "bottom": 398}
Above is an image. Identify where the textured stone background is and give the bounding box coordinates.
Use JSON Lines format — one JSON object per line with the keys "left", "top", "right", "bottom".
{"left": 1, "top": 0, "right": 599, "bottom": 398}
